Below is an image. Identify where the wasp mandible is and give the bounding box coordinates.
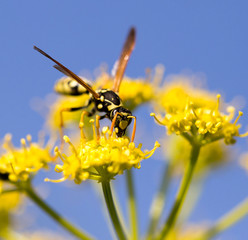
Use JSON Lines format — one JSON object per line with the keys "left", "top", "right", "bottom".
{"left": 34, "top": 27, "right": 136, "bottom": 139}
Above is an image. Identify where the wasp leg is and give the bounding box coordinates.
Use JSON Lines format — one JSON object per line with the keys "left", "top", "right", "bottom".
{"left": 59, "top": 106, "right": 88, "bottom": 150}
{"left": 59, "top": 99, "right": 93, "bottom": 148}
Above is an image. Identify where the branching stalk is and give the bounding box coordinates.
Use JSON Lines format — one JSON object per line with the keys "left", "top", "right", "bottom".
{"left": 159, "top": 143, "right": 201, "bottom": 239}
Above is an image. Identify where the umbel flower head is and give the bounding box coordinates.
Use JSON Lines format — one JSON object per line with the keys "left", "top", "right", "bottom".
{"left": 151, "top": 79, "right": 248, "bottom": 145}
{"left": 46, "top": 113, "right": 160, "bottom": 184}
{"left": 0, "top": 134, "right": 52, "bottom": 182}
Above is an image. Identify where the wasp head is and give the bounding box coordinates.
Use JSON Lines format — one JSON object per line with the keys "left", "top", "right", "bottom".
{"left": 110, "top": 107, "right": 133, "bottom": 137}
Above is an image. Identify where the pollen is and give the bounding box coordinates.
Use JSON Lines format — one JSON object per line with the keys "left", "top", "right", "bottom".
{"left": 0, "top": 134, "right": 52, "bottom": 182}
{"left": 46, "top": 115, "right": 160, "bottom": 184}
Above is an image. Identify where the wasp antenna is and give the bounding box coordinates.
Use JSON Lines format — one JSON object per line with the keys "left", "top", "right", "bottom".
{"left": 34, "top": 46, "right": 100, "bottom": 99}
{"left": 112, "top": 27, "right": 136, "bottom": 93}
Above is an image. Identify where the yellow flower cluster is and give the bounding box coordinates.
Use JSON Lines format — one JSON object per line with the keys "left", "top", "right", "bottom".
{"left": 46, "top": 115, "right": 160, "bottom": 184}
{"left": 152, "top": 80, "right": 247, "bottom": 145}
{"left": 0, "top": 134, "right": 52, "bottom": 182}
{"left": 119, "top": 77, "right": 155, "bottom": 111}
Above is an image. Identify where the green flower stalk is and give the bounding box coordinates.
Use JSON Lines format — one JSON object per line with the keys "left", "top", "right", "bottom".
{"left": 159, "top": 143, "right": 201, "bottom": 239}
{"left": 102, "top": 181, "right": 127, "bottom": 240}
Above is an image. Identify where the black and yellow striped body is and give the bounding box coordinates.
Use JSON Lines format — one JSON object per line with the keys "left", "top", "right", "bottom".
{"left": 54, "top": 77, "right": 92, "bottom": 96}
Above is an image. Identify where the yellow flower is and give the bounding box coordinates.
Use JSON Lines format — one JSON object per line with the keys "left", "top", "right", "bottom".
{"left": 151, "top": 79, "right": 247, "bottom": 145}
{"left": 119, "top": 77, "right": 155, "bottom": 110}
{"left": 163, "top": 135, "right": 229, "bottom": 176}
{"left": 157, "top": 78, "right": 218, "bottom": 113}
{"left": 0, "top": 134, "right": 52, "bottom": 182}
{"left": 46, "top": 114, "right": 160, "bottom": 184}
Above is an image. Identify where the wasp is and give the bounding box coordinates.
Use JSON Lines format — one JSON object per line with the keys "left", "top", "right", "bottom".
{"left": 34, "top": 27, "right": 136, "bottom": 139}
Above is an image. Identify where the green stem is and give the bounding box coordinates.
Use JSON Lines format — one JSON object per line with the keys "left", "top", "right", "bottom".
{"left": 111, "top": 184, "right": 129, "bottom": 235}
{"left": 181, "top": 132, "right": 193, "bottom": 144}
{"left": 126, "top": 169, "right": 139, "bottom": 240}
{"left": 101, "top": 181, "right": 126, "bottom": 240}
{"left": 146, "top": 163, "right": 172, "bottom": 240}
{"left": 199, "top": 198, "right": 248, "bottom": 240}
{"left": 177, "top": 175, "right": 204, "bottom": 226}
{"left": 159, "top": 143, "right": 201, "bottom": 239}
{"left": 18, "top": 182, "right": 93, "bottom": 240}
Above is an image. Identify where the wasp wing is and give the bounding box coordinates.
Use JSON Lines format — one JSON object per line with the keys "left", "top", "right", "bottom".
{"left": 34, "top": 46, "right": 100, "bottom": 99}
{"left": 112, "top": 27, "right": 136, "bottom": 93}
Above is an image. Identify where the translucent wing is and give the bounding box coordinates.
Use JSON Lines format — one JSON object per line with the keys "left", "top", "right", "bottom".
{"left": 112, "top": 27, "right": 136, "bottom": 93}
{"left": 34, "top": 46, "right": 100, "bottom": 99}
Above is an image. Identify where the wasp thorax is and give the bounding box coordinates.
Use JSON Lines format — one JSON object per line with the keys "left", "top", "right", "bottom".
{"left": 94, "top": 90, "right": 122, "bottom": 112}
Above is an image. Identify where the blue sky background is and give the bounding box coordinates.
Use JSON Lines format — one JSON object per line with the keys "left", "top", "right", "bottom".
{"left": 0, "top": 1, "right": 248, "bottom": 239}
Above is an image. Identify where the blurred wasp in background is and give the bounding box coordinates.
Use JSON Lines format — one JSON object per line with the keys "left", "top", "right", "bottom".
{"left": 34, "top": 27, "right": 136, "bottom": 142}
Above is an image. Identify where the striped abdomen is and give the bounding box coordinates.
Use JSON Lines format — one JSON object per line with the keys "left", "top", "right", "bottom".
{"left": 54, "top": 77, "right": 92, "bottom": 96}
